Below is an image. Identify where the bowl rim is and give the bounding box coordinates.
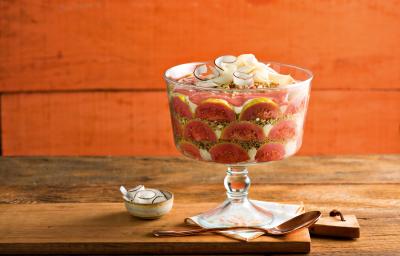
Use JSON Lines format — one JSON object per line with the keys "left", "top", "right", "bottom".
{"left": 123, "top": 190, "right": 174, "bottom": 207}
{"left": 163, "top": 61, "right": 313, "bottom": 92}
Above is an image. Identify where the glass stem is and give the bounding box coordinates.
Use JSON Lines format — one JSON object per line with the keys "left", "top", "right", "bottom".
{"left": 224, "top": 166, "right": 250, "bottom": 203}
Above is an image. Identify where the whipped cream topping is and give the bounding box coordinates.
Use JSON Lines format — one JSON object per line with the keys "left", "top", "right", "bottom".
{"left": 179, "top": 54, "right": 295, "bottom": 89}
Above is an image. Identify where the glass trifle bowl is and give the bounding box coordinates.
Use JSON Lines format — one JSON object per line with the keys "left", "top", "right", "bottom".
{"left": 164, "top": 54, "right": 313, "bottom": 228}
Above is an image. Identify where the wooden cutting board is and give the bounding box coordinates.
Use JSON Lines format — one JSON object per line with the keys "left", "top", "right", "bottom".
{"left": 0, "top": 203, "right": 310, "bottom": 254}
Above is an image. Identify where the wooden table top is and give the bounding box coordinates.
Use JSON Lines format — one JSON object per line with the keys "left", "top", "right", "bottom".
{"left": 1, "top": 155, "right": 399, "bottom": 255}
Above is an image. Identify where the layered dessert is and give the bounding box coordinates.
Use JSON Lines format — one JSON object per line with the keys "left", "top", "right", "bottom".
{"left": 165, "top": 54, "right": 310, "bottom": 164}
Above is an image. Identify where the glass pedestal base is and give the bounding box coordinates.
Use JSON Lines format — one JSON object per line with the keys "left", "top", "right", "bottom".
{"left": 197, "top": 198, "right": 274, "bottom": 228}
{"left": 197, "top": 166, "right": 273, "bottom": 228}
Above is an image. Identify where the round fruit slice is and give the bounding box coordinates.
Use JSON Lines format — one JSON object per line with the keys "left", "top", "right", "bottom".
{"left": 209, "top": 143, "right": 250, "bottom": 164}
{"left": 179, "top": 142, "right": 201, "bottom": 160}
{"left": 195, "top": 98, "right": 236, "bottom": 122}
{"left": 172, "top": 94, "right": 192, "bottom": 119}
{"left": 239, "top": 98, "right": 280, "bottom": 121}
{"left": 221, "top": 121, "right": 265, "bottom": 142}
{"left": 171, "top": 115, "right": 182, "bottom": 137}
{"left": 268, "top": 120, "right": 296, "bottom": 141}
{"left": 255, "top": 143, "right": 285, "bottom": 162}
{"left": 184, "top": 120, "right": 217, "bottom": 142}
{"left": 285, "top": 96, "right": 307, "bottom": 115}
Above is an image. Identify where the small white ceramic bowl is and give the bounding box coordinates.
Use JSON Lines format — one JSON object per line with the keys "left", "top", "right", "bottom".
{"left": 123, "top": 190, "right": 174, "bottom": 219}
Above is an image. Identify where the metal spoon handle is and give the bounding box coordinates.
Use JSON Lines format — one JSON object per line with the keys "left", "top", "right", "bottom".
{"left": 153, "top": 226, "right": 268, "bottom": 237}
{"left": 153, "top": 211, "right": 321, "bottom": 237}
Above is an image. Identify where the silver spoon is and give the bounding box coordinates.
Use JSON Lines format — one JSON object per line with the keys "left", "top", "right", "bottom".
{"left": 153, "top": 210, "right": 321, "bottom": 237}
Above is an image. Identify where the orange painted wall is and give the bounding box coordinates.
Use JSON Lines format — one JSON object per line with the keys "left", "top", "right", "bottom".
{"left": 0, "top": 0, "right": 399, "bottom": 156}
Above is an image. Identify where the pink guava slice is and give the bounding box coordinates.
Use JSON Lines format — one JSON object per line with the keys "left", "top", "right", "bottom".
{"left": 268, "top": 120, "right": 297, "bottom": 141}
{"left": 179, "top": 142, "right": 201, "bottom": 160}
{"left": 255, "top": 143, "right": 285, "bottom": 162}
{"left": 184, "top": 120, "right": 217, "bottom": 142}
{"left": 172, "top": 95, "right": 192, "bottom": 119}
{"left": 171, "top": 115, "right": 182, "bottom": 137}
{"left": 209, "top": 143, "right": 250, "bottom": 164}
{"left": 239, "top": 98, "right": 281, "bottom": 121}
{"left": 286, "top": 99, "right": 307, "bottom": 115}
{"left": 195, "top": 98, "right": 236, "bottom": 122}
{"left": 285, "top": 91, "right": 308, "bottom": 115}
{"left": 221, "top": 121, "right": 265, "bottom": 142}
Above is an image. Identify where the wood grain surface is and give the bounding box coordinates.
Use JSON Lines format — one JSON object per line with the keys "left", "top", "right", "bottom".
{"left": 310, "top": 215, "right": 360, "bottom": 239}
{"left": 0, "top": 0, "right": 399, "bottom": 91}
{"left": 0, "top": 0, "right": 399, "bottom": 156}
{"left": 0, "top": 155, "right": 399, "bottom": 255}
{"left": 0, "top": 203, "right": 310, "bottom": 254}
{"left": 2, "top": 91, "right": 175, "bottom": 156}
